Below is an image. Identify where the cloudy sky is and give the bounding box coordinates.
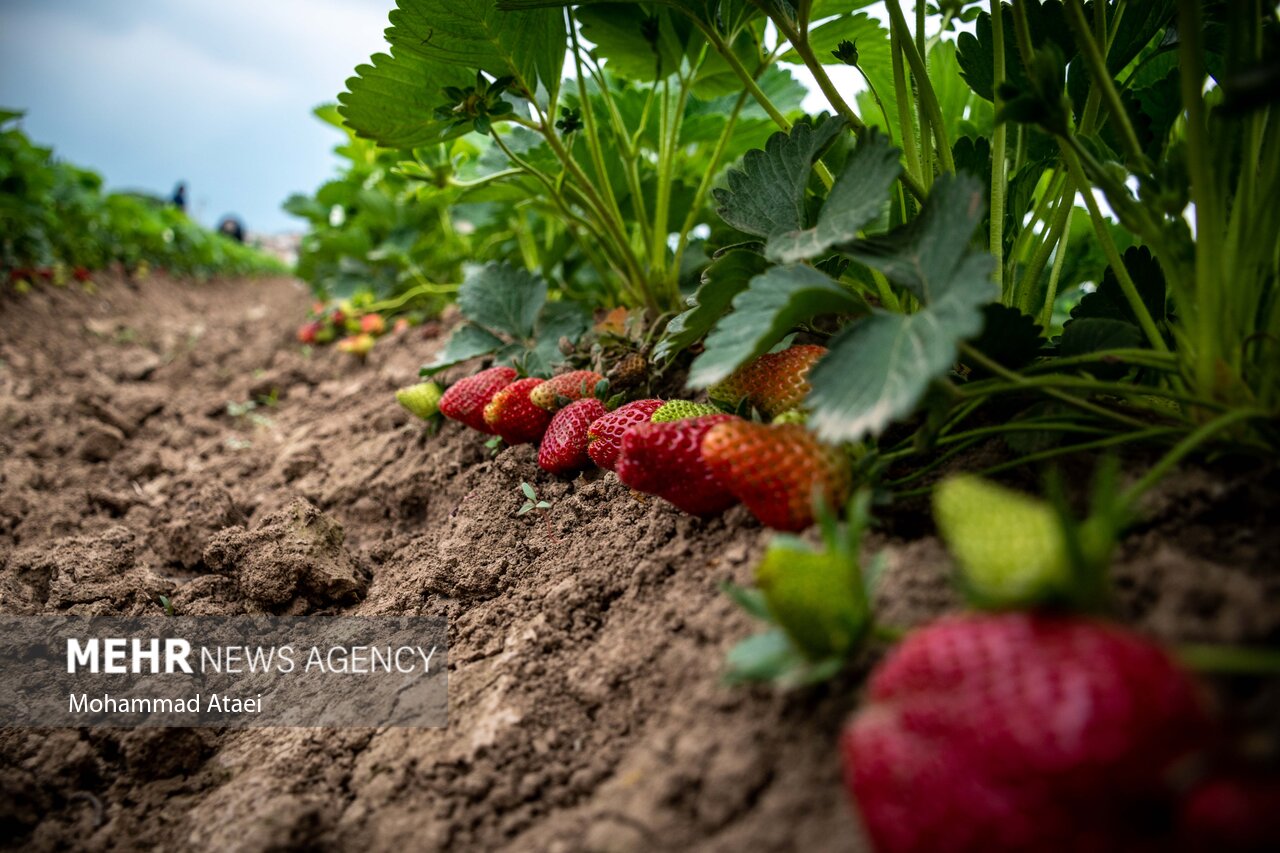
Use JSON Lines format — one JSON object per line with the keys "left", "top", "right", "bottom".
{"left": 0, "top": 0, "right": 391, "bottom": 233}
{"left": 0, "top": 1, "right": 857, "bottom": 235}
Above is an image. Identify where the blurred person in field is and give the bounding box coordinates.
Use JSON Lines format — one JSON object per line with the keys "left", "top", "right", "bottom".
{"left": 171, "top": 181, "right": 187, "bottom": 212}
{"left": 217, "top": 216, "right": 245, "bottom": 243}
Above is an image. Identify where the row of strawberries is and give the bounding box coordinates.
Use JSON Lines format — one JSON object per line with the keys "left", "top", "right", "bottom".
{"left": 414, "top": 345, "right": 846, "bottom": 533}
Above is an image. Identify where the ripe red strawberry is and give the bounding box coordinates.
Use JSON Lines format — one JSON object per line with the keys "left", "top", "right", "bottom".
{"left": 586, "top": 399, "right": 664, "bottom": 471}
{"left": 709, "top": 344, "right": 826, "bottom": 418}
{"left": 616, "top": 415, "right": 738, "bottom": 516}
{"left": 297, "top": 321, "right": 323, "bottom": 344}
{"left": 359, "top": 313, "right": 386, "bottom": 335}
{"left": 841, "top": 613, "right": 1213, "bottom": 853}
{"left": 702, "top": 421, "right": 850, "bottom": 531}
{"left": 1178, "top": 774, "right": 1280, "bottom": 852}
{"left": 538, "top": 398, "right": 608, "bottom": 474}
{"left": 529, "top": 370, "right": 605, "bottom": 411}
{"left": 72, "top": 266, "right": 92, "bottom": 283}
{"left": 439, "top": 366, "right": 518, "bottom": 433}
{"left": 483, "top": 377, "right": 553, "bottom": 444}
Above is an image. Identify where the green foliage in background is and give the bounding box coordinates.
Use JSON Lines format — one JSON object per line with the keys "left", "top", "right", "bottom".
{"left": 0, "top": 110, "right": 284, "bottom": 284}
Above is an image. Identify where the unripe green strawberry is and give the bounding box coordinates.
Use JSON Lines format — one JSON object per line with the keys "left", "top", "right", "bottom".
{"left": 336, "top": 333, "right": 375, "bottom": 357}
{"left": 709, "top": 344, "right": 826, "bottom": 418}
{"left": 650, "top": 400, "right": 720, "bottom": 423}
{"left": 395, "top": 381, "right": 443, "bottom": 420}
{"left": 529, "top": 370, "right": 605, "bottom": 411}
{"left": 483, "top": 377, "right": 553, "bottom": 445}
{"left": 771, "top": 409, "right": 807, "bottom": 425}
{"left": 932, "top": 475, "right": 1072, "bottom": 607}
{"left": 755, "top": 531, "right": 868, "bottom": 661}
{"left": 702, "top": 421, "right": 851, "bottom": 531}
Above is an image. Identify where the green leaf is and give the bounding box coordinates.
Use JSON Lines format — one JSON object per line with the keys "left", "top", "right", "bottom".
{"left": 966, "top": 304, "right": 1045, "bottom": 376}
{"left": 522, "top": 300, "right": 591, "bottom": 376}
{"left": 577, "top": 5, "right": 687, "bottom": 84}
{"left": 422, "top": 323, "right": 507, "bottom": 374}
{"left": 1057, "top": 317, "right": 1144, "bottom": 378}
{"left": 521, "top": 482, "right": 537, "bottom": 499}
{"left": 841, "top": 173, "right": 988, "bottom": 302}
{"left": 766, "top": 131, "right": 900, "bottom": 264}
{"left": 1068, "top": 245, "right": 1166, "bottom": 326}
{"left": 806, "top": 173, "right": 996, "bottom": 442}
{"left": 654, "top": 249, "right": 770, "bottom": 362}
{"left": 712, "top": 115, "right": 847, "bottom": 240}
{"left": 458, "top": 261, "right": 546, "bottom": 340}
{"left": 338, "top": 0, "right": 565, "bottom": 148}
{"left": 807, "top": 257, "right": 994, "bottom": 442}
{"left": 721, "top": 581, "right": 775, "bottom": 623}
{"left": 724, "top": 629, "right": 806, "bottom": 683}
{"left": 688, "top": 264, "right": 866, "bottom": 388}
{"left": 957, "top": 1, "right": 1073, "bottom": 103}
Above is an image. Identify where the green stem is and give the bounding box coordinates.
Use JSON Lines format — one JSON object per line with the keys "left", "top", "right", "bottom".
{"left": 1015, "top": 174, "right": 1075, "bottom": 314}
{"left": 1178, "top": 643, "right": 1280, "bottom": 675}
{"left": 1176, "top": 0, "right": 1223, "bottom": 400}
{"left": 1023, "top": 348, "right": 1179, "bottom": 373}
{"left": 1064, "top": 0, "right": 1148, "bottom": 167}
{"left": 1120, "top": 408, "right": 1264, "bottom": 504}
{"left": 989, "top": 0, "right": 1008, "bottom": 295}
{"left": 1059, "top": 143, "right": 1170, "bottom": 354}
{"left": 1039, "top": 201, "right": 1073, "bottom": 329}
{"left": 885, "top": 0, "right": 955, "bottom": 174}
{"left": 960, "top": 343, "right": 1154, "bottom": 429}
{"left": 915, "top": 0, "right": 933, "bottom": 180}
{"left": 363, "top": 281, "right": 460, "bottom": 314}
{"left": 890, "top": 23, "right": 925, "bottom": 189}
{"left": 569, "top": 12, "right": 628, "bottom": 246}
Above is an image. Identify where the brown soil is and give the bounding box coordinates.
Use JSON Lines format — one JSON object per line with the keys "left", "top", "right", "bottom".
{"left": 1, "top": 274, "right": 1277, "bottom": 852}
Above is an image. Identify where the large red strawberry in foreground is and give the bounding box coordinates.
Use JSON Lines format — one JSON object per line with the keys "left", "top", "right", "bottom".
{"left": 616, "top": 415, "right": 738, "bottom": 516}
{"left": 586, "top": 399, "right": 664, "bottom": 471}
{"left": 841, "top": 613, "right": 1212, "bottom": 853}
{"left": 439, "top": 366, "right": 517, "bottom": 433}
{"left": 538, "top": 398, "right": 608, "bottom": 475}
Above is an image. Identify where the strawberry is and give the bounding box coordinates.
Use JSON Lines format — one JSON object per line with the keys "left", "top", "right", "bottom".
{"left": 359, "top": 313, "right": 386, "bottom": 335}
{"left": 616, "top": 415, "right": 738, "bottom": 516}
{"left": 395, "top": 381, "right": 443, "bottom": 420}
{"left": 72, "top": 266, "right": 92, "bottom": 283}
{"left": 702, "top": 421, "right": 850, "bottom": 531}
{"left": 650, "top": 400, "right": 720, "bottom": 423}
{"left": 842, "top": 613, "right": 1213, "bottom": 853}
{"left": 709, "top": 344, "right": 826, "bottom": 418}
{"left": 393, "top": 317, "right": 411, "bottom": 334}
{"left": 607, "top": 351, "right": 648, "bottom": 390}
{"left": 585, "top": 399, "right": 664, "bottom": 470}
{"left": 439, "top": 365, "right": 517, "bottom": 432}
{"left": 529, "top": 370, "right": 605, "bottom": 411}
{"left": 336, "top": 333, "right": 375, "bottom": 356}
{"left": 1179, "top": 774, "right": 1280, "bottom": 852}
{"left": 932, "top": 474, "right": 1112, "bottom": 609}
{"left": 538, "top": 398, "right": 608, "bottom": 474}
{"left": 483, "top": 377, "right": 553, "bottom": 444}
{"left": 297, "top": 321, "right": 323, "bottom": 344}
